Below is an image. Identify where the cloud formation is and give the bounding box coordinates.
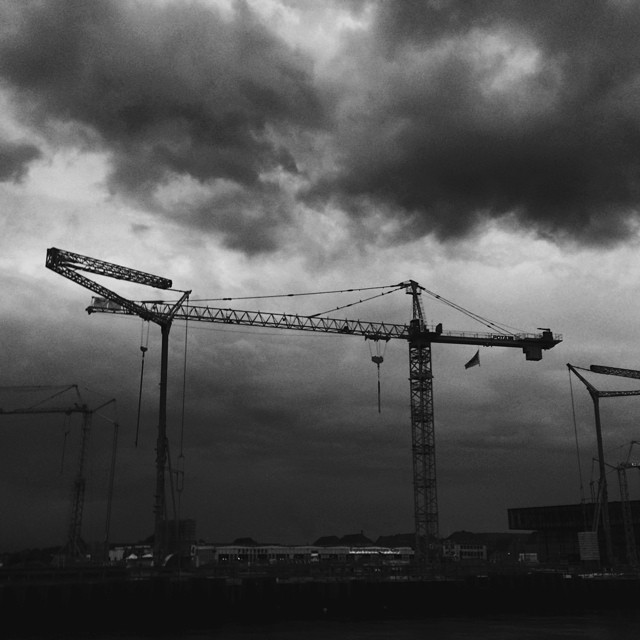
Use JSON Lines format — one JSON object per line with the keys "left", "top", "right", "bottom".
{"left": 319, "top": 0, "right": 640, "bottom": 246}
{"left": 0, "top": 0, "right": 322, "bottom": 253}
{"left": 0, "top": 140, "right": 41, "bottom": 182}
{"left": 2, "top": 0, "right": 640, "bottom": 253}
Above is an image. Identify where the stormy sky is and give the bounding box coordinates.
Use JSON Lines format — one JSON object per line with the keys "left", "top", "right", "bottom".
{"left": 2, "top": 0, "right": 640, "bottom": 553}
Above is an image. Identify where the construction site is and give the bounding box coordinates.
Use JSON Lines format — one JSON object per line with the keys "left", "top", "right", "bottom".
{"left": 2, "top": 247, "right": 640, "bottom": 632}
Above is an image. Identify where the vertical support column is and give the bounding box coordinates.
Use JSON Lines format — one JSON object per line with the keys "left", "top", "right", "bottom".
{"left": 591, "top": 394, "right": 614, "bottom": 568}
{"left": 409, "top": 338, "right": 439, "bottom": 568}
{"left": 67, "top": 410, "right": 91, "bottom": 560}
{"left": 154, "top": 322, "right": 171, "bottom": 566}
{"left": 617, "top": 466, "right": 638, "bottom": 567}
{"left": 104, "top": 420, "right": 119, "bottom": 563}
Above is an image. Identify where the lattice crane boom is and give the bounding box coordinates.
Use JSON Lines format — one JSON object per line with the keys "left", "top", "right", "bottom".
{"left": 590, "top": 365, "right": 640, "bottom": 380}
{"left": 46, "top": 246, "right": 172, "bottom": 288}
{"left": 46, "top": 247, "right": 174, "bottom": 323}
{"left": 86, "top": 298, "right": 561, "bottom": 355}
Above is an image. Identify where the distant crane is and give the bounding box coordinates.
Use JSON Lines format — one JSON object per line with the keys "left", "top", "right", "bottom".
{"left": 599, "top": 443, "right": 640, "bottom": 568}
{"left": 46, "top": 247, "right": 562, "bottom": 569}
{"left": 589, "top": 365, "right": 640, "bottom": 569}
{"left": 0, "top": 385, "right": 117, "bottom": 562}
{"left": 615, "top": 442, "right": 640, "bottom": 568}
{"left": 568, "top": 364, "right": 640, "bottom": 568}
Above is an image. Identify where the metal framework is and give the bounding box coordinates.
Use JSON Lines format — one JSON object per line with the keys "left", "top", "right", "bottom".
{"left": 617, "top": 462, "right": 639, "bottom": 567}
{"left": 46, "top": 248, "right": 189, "bottom": 566}
{"left": 83, "top": 299, "right": 559, "bottom": 351}
{"left": 47, "top": 248, "right": 562, "bottom": 568}
{"left": 0, "top": 385, "right": 115, "bottom": 561}
{"left": 405, "top": 282, "right": 437, "bottom": 560}
{"left": 568, "top": 364, "right": 640, "bottom": 568}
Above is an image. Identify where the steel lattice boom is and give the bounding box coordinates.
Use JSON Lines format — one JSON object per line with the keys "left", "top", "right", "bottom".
{"left": 46, "top": 247, "right": 173, "bottom": 323}
{"left": 86, "top": 299, "right": 561, "bottom": 355}
{"left": 590, "top": 365, "right": 640, "bottom": 380}
{"left": 46, "top": 247, "right": 172, "bottom": 289}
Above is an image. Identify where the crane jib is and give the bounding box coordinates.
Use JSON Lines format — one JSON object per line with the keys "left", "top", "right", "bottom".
{"left": 86, "top": 298, "right": 562, "bottom": 354}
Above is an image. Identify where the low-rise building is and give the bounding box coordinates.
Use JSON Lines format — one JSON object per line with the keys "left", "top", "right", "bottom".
{"left": 190, "top": 543, "right": 414, "bottom": 567}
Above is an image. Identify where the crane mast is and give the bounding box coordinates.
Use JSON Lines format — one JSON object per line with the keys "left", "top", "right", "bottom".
{"left": 47, "top": 247, "right": 562, "bottom": 569}
{"left": 405, "top": 282, "right": 438, "bottom": 560}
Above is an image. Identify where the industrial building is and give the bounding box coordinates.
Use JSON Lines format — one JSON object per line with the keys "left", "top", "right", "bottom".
{"left": 191, "top": 543, "right": 414, "bottom": 568}
{"left": 508, "top": 500, "right": 640, "bottom": 567}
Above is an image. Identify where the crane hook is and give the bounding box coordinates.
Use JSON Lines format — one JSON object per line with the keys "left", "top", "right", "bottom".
{"left": 368, "top": 339, "right": 388, "bottom": 414}
{"left": 372, "top": 355, "right": 383, "bottom": 413}
{"left": 136, "top": 321, "right": 150, "bottom": 447}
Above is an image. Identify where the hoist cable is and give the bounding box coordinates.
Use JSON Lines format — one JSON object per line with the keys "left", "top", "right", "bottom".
{"left": 18, "top": 385, "right": 78, "bottom": 412}
{"left": 423, "top": 287, "right": 517, "bottom": 334}
{"left": 179, "top": 305, "right": 188, "bottom": 459}
{"left": 0, "top": 385, "right": 75, "bottom": 391}
{"left": 377, "top": 365, "right": 381, "bottom": 414}
{"left": 186, "top": 284, "right": 402, "bottom": 303}
{"left": 178, "top": 295, "right": 189, "bottom": 502}
{"left": 568, "top": 369, "right": 586, "bottom": 518}
{"left": 135, "top": 321, "right": 150, "bottom": 447}
{"left": 60, "top": 415, "right": 70, "bottom": 475}
{"left": 166, "top": 437, "right": 178, "bottom": 524}
{"left": 309, "top": 288, "right": 402, "bottom": 318}
{"left": 422, "top": 287, "right": 525, "bottom": 335}
{"left": 368, "top": 340, "right": 386, "bottom": 414}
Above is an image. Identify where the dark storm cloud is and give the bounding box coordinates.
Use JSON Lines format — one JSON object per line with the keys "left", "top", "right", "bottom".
{"left": 0, "top": 0, "right": 322, "bottom": 253}
{"left": 316, "top": 0, "right": 640, "bottom": 247}
{"left": 3, "top": 0, "right": 638, "bottom": 252}
{"left": 0, "top": 140, "right": 41, "bottom": 182}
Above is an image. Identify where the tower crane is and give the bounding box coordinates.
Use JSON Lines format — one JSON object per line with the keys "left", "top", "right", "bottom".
{"left": 45, "top": 248, "right": 190, "bottom": 567}
{"left": 0, "top": 385, "right": 117, "bottom": 562}
{"left": 567, "top": 364, "right": 640, "bottom": 568}
{"left": 46, "top": 247, "right": 562, "bottom": 568}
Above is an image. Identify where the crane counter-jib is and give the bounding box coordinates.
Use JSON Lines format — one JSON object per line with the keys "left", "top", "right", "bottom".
{"left": 86, "top": 298, "right": 562, "bottom": 354}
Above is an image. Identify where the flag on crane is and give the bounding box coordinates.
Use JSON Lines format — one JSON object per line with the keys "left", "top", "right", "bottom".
{"left": 464, "top": 350, "right": 480, "bottom": 369}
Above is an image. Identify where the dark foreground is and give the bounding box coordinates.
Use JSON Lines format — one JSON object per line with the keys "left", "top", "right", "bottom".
{"left": 2, "top": 568, "right": 640, "bottom": 636}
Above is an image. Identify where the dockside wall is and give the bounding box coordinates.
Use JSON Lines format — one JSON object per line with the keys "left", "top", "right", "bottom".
{"left": 2, "top": 571, "right": 640, "bottom": 635}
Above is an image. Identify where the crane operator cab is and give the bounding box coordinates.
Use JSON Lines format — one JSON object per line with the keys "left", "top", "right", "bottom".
{"left": 523, "top": 329, "right": 556, "bottom": 361}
